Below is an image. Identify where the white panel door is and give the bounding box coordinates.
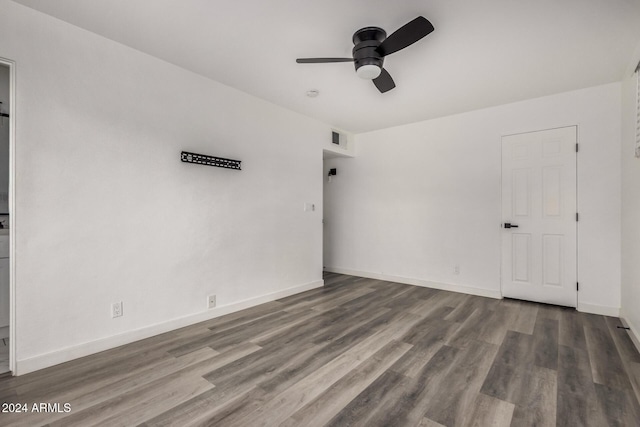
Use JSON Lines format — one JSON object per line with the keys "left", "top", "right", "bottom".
{"left": 501, "top": 126, "right": 577, "bottom": 307}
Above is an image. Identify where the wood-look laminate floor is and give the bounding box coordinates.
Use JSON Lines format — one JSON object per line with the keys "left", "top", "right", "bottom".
{"left": 0, "top": 336, "right": 8, "bottom": 375}
{"left": 1, "top": 273, "right": 639, "bottom": 426}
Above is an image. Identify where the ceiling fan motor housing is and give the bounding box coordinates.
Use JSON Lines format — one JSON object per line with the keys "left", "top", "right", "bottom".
{"left": 352, "top": 27, "right": 386, "bottom": 72}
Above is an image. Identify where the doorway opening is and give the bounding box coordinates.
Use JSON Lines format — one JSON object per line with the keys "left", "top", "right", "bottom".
{"left": 322, "top": 156, "right": 331, "bottom": 272}
{"left": 322, "top": 151, "right": 343, "bottom": 274}
{"left": 0, "top": 57, "right": 15, "bottom": 375}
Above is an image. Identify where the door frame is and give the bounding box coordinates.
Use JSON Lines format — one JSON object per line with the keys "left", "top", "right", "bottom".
{"left": 0, "top": 56, "right": 16, "bottom": 374}
{"left": 499, "top": 124, "right": 579, "bottom": 308}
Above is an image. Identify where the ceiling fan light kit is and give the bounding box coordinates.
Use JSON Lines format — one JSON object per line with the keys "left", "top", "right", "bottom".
{"left": 356, "top": 64, "right": 382, "bottom": 79}
{"left": 296, "top": 16, "right": 434, "bottom": 93}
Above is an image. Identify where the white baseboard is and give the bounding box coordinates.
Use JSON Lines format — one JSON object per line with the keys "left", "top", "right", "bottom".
{"left": 619, "top": 307, "right": 640, "bottom": 355}
{"left": 15, "top": 280, "right": 324, "bottom": 376}
{"left": 577, "top": 302, "right": 620, "bottom": 317}
{"left": 325, "top": 267, "right": 502, "bottom": 299}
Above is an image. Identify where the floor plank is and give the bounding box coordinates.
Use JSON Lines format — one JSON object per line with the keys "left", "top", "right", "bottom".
{"left": 558, "top": 308, "right": 587, "bottom": 352}
{"left": 532, "top": 317, "right": 559, "bottom": 371}
{"left": 325, "top": 370, "right": 413, "bottom": 427}
{"left": 509, "top": 366, "right": 557, "bottom": 427}
{"left": 480, "top": 331, "right": 536, "bottom": 404}
{"left": 355, "top": 345, "right": 462, "bottom": 426}
{"left": 593, "top": 382, "right": 640, "bottom": 426}
{"left": 584, "top": 323, "right": 633, "bottom": 390}
{"left": 556, "top": 345, "right": 607, "bottom": 427}
{"left": 461, "top": 393, "right": 514, "bottom": 427}
{"left": 285, "top": 341, "right": 412, "bottom": 427}
{"left": 424, "top": 340, "right": 499, "bottom": 426}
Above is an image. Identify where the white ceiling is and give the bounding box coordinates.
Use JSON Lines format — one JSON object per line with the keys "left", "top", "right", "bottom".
{"left": 13, "top": 0, "right": 640, "bottom": 133}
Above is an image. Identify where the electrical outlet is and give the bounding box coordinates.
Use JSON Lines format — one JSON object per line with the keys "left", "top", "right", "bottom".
{"left": 454, "top": 265, "right": 460, "bottom": 275}
{"left": 111, "top": 301, "right": 123, "bottom": 318}
{"left": 208, "top": 295, "right": 216, "bottom": 309}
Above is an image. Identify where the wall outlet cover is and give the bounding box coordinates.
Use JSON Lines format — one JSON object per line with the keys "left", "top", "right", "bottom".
{"left": 111, "top": 301, "right": 123, "bottom": 318}
{"left": 208, "top": 295, "right": 216, "bottom": 309}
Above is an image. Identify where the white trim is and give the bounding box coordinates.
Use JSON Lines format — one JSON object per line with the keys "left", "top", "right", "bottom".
{"left": 577, "top": 302, "right": 620, "bottom": 317}
{"left": 619, "top": 307, "right": 640, "bottom": 355}
{"left": 0, "top": 57, "right": 16, "bottom": 375}
{"left": 325, "top": 267, "right": 502, "bottom": 299}
{"left": 15, "top": 279, "right": 323, "bottom": 375}
{"left": 624, "top": 40, "right": 640, "bottom": 76}
{"left": 501, "top": 124, "right": 580, "bottom": 139}
{"left": 636, "top": 69, "right": 640, "bottom": 157}
{"left": 575, "top": 124, "right": 580, "bottom": 310}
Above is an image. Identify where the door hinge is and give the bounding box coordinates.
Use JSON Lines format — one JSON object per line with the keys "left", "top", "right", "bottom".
{"left": 576, "top": 143, "right": 579, "bottom": 152}
{"left": 576, "top": 212, "right": 579, "bottom": 222}
{"left": 577, "top": 282, "right": 579, "bottom": 291}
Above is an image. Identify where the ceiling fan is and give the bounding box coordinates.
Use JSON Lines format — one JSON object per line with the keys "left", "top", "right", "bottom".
{"left": 296, "top": 16, "right": 434, "bottom": 93}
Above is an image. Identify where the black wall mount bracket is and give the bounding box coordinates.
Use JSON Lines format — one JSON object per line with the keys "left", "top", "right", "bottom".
{"left": 181, "top": 151, "right": 241, "bottom": 170}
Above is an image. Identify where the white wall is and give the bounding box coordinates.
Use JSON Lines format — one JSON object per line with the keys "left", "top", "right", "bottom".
{"left": 325, "top": 83, "right": 622, "bottom": 314}
{"left": 0, "top": 1, "right": 334, "bottom": 373}
{"left": 621, "top": 68, "right": 640, "bottom": 348}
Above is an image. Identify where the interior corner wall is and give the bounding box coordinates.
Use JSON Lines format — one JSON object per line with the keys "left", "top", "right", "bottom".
{"left": 324, "top": 83, "right": 622, "bottom": 314}
{"left": 0, "top": 1, "right": 332, "bottom": 374}
{"left": 621, "top": 69, "right": 640, "bottom": 347}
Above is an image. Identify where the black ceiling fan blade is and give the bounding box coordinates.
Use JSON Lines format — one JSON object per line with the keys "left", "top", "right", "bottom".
{"left": 376, "top": 16, "right": 434, "bottom": 57}
{"left": 296, "top": 58, "right": 354, "bottom": 63}
{"left": 373, "top": 68, "right": 396, "bottom": 93}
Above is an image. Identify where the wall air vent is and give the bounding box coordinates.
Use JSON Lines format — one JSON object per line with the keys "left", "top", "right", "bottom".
{"left": 332, "top": 131, "right": 340, "bottom": 145}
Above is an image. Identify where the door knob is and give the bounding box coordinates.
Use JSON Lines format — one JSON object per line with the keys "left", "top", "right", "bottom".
{"left": 504, "top": 223, "right": 519, "bottom": 229}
